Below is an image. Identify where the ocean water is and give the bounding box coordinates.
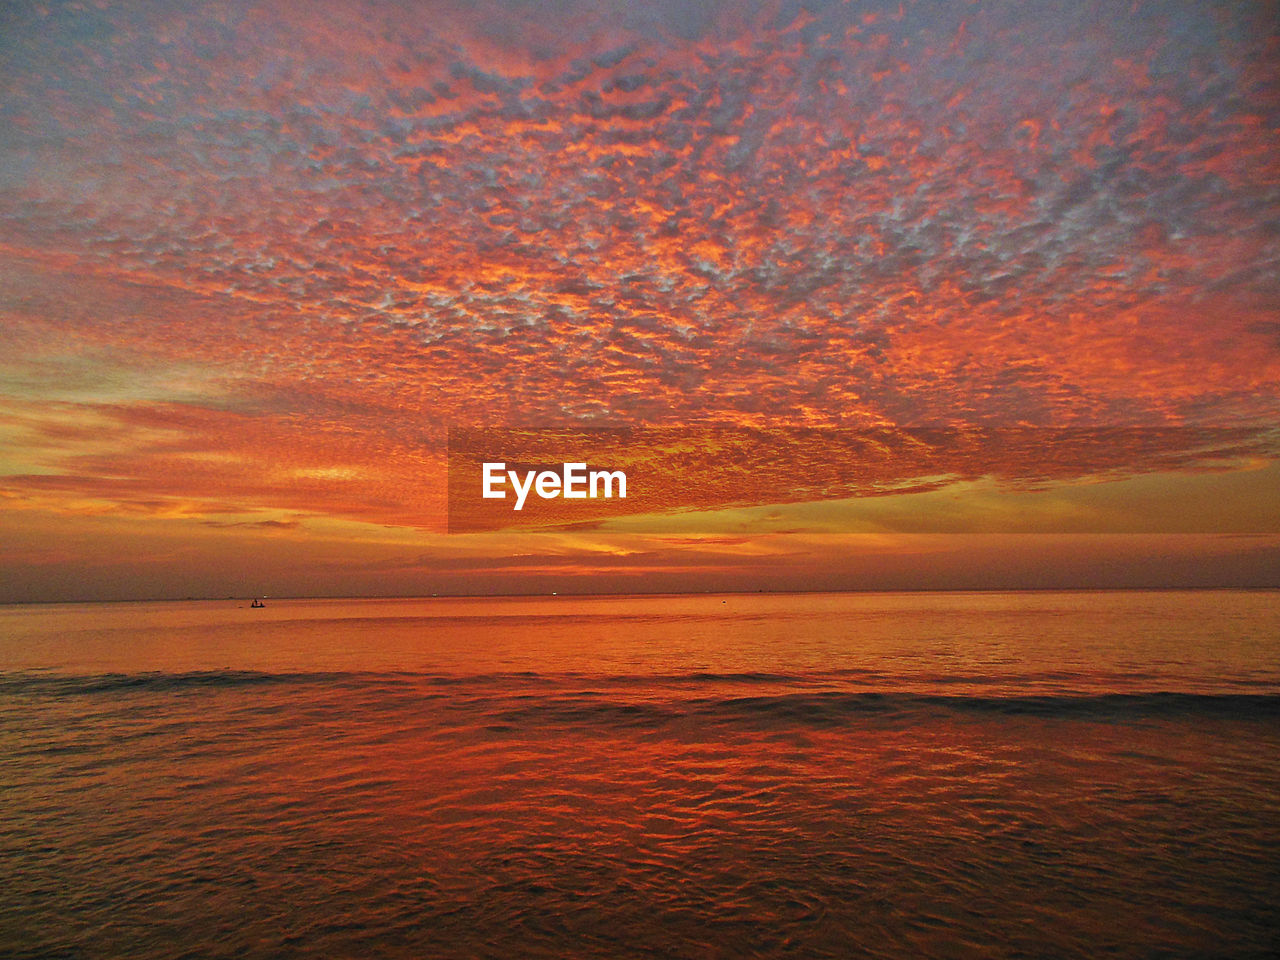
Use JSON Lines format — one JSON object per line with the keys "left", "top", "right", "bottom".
{"left": 2, "top": 590, "right": 1278, "bottom": 959}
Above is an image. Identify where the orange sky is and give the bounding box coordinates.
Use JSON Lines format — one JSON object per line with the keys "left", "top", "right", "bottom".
{"left": 1, "top": 0, "right": 1278, "bottom": 600}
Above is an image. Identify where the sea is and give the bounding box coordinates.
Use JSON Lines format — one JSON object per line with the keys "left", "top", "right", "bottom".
{"left": 2, "top": 590, "right": 1278, "bottom": 959}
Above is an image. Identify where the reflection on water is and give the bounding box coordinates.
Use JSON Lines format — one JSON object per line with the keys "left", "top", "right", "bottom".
{"left": 2, "top": 591, "right": 1278, "bottom": 958}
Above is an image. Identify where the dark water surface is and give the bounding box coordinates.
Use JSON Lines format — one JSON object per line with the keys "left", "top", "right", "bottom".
{"left": 3, "top": 591, "right": 1279, "bottom": 958}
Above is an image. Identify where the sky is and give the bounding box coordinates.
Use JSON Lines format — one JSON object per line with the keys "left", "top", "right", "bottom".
{"left": 1, "top": 0, "right": 1278, "bottom": 601}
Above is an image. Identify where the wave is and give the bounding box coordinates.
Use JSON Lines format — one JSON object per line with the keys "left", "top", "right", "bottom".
{"left": 490, "top": 691, "right": 1280, "bottom": 728}
{"left": 0, "top": 670, "right": 366, "bottom": 695}
{"left": 4, "top": 671, "right": 1280, "bottom": 725}
{"left": 697, "top": 690, "right": 1280, "bottom": 722}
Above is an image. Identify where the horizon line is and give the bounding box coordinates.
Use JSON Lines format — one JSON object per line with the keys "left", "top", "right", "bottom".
{"left": 5, "top": 584, "right": 1279, "bottom": 606}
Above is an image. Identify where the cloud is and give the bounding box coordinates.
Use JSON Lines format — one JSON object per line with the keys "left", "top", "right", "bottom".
{"left": 200, "top": 517, "right": 301, "bottom": 529}
{"left": 0, "top": 0, "right": 1277, "bottom": 533}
